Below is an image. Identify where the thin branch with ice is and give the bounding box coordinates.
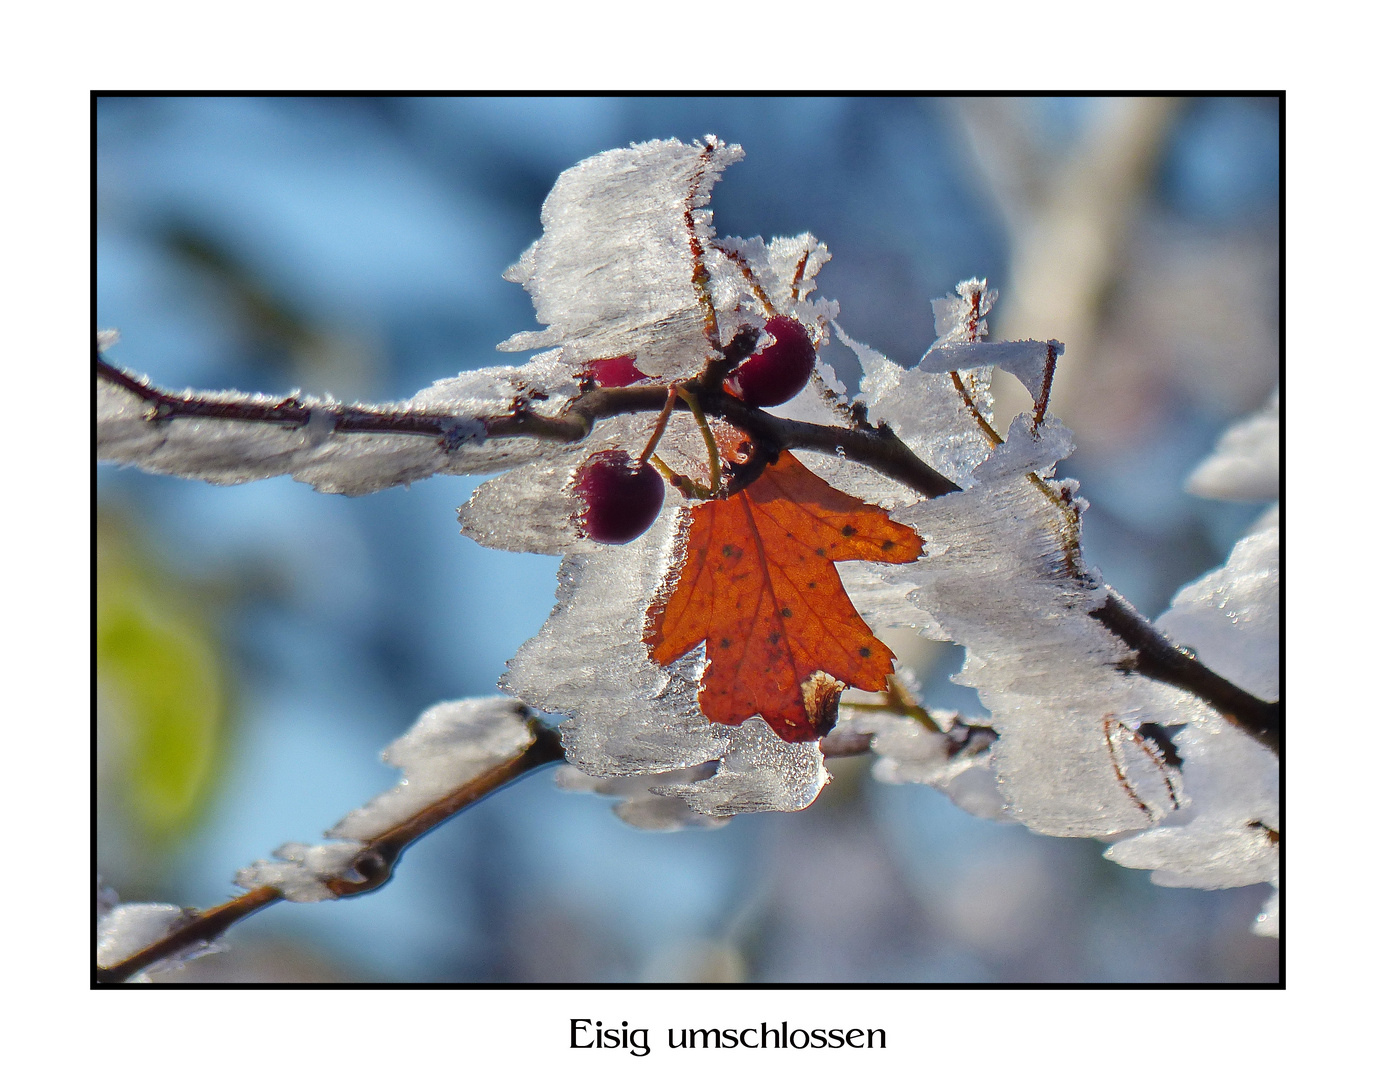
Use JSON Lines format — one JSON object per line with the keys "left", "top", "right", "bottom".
{"left": 96, "top": 699, "right": 565, "bottom": 984}
{"left": 97, "top": 350, "right": 1279, "bottom": 754}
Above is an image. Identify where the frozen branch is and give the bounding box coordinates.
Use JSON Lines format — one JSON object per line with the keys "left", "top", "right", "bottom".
{"left": 96, "top": 351, "right": 1278, "bottom": 755}
{"left": 1090, "top": 588, "right": 1279, "bottom": 753}
{"left": 97, "top": 354, "right": 959, "bottom": 499}
{"left": 97, "top": 702, "right": 565, "bottom": 984}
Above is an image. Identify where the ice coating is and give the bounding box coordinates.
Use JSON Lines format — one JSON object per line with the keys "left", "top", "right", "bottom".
{"left": 713, "top": 233, "right": 841, "bottom": 333}
{"left": 460, "top": 413, "right": 686, "bottom": 557}
{"left": 502, "top": 503, "right": 729, "bottom": 774}
{"left": 329, "top": 697, "right": 535, "bottom": 841}
{"left": 97, "top": 131, "right": 1283, "bottom": 930}
{"left": 499, "top": 137, "right": 744, "bottom": 378}
{"left": 1098, "top": 391, "right": 1279, "bottom": 924}
{"left": 653, "top": 719, "right": 829, "bottom": 816}
{"left": 97, "top": 356, "right": 575, "bottom": 495}
{"left": 1102, "top": 714, "right": 1278, "bottom": 888}
{"left": 911, "top": 277, "right": 1066, "bottom": 411}
{"left": 840, "top": 324, "right": 997, "bottom": 490}
{"left": 851, "top": 417, "right": 1203, "bottom": 836}
{"left": 1103, "top": 523, "right": 1280, "bottom": 895}
{"left": 1185, "top": 389, "right": 1279, "bottom": 501}
{"left": 554, "top": 764, "right": 729, "bottom": 830}
{"left": 495, "top": 475, "right": 829, "bottom": 810}
{"left": 1156, "top": 524, "right": 1279, "bottom": 701}
{"left": 234, "top": 840, "right": 366, "bottom": 902}
{"left": 234, "top": 697, "right": 535, "bottom": 901}
{"left": 918, "top": 340, "right": 1065, "bottom": 403}
{"left": 833, "top": 672, "right": 1007, "bottom": 821}
{"left": 97, "top": 902, "right": 190, "bottom": 969}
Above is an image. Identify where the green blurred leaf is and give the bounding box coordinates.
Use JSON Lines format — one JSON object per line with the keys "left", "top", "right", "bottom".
{"left": 97, "top": 520, "right": 230, "bottom": 843}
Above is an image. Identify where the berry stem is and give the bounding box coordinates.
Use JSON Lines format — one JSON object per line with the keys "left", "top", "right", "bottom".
{"left": 675, "top": 386, "right": 722, "bottom": 496}
{"left": 637, "top": 382, "right": 680, "bottom": 467}
{"left": 649, "top": 454, "right": 713, "bottom": 501}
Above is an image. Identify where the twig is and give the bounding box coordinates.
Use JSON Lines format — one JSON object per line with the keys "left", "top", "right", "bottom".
{"left": 96, "top": 356, "right": 960, "bottom": 499}
{"left": 96, "top": 724, "right": 566, "bottom": 984}
{"left": 1091, "top": 590, "right": 1281, "bottom": 754}
{"left": 96, "top": 358, "right": 1280, "bottom": 752}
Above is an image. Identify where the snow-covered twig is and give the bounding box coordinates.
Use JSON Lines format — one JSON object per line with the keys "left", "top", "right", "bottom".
{"left": 98, "top": 702, "right": 565, "bottom": 983}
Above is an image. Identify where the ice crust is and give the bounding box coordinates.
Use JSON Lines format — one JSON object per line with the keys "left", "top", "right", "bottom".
{"left": 499, "top": 136, "right": 741, "bottom": 377}
{"left": 839, "top": 324, "right": 997, "bottom": 490}
{"left": 849, "top": 417, "right": 1204, "bottom": 836}
{"left": 235, "top": 697, "right": 535, "bottom": 901}
{"left": 97, "top": 902, "right": 189, "bottom": 969}
{"left": 1098, "top": 409, "right": 1279, "bottom": 928}
{"left": 713, "top": 233, "right": 841, "bottom": 336}
{"left": 97, "top": 359, "right": 574, "bottom": 496}
{"left": 96, "top": 896, "right": 225, "bottom": 979}
{"left": 479, "top": 413, "right": 831, "bottom": 814}
{"left": 497, "top": 140, "right": 839, "bottom": 386}
{"left": 330, "top": 697, "right": 535, "bottom": 841}
{"left": 497, "top": 500, "right": 830, "bottom": 814}
{"left": 834, "top": 673, "right": 1007, "bottom": 821}
{"left": 555, "top": 764, "right": 730, "bottom": 830}
{"left": 1103, "top": 524, "right": 1280, "bottom": 899}
{"left": 1157, "top": 524, "right": 1279, "bottom": 701}
{"left": 460, "top": 413, "right": 693, "bottom": 556}
{"left": 919, "top": 340, "right": 1065, "bottom": 402}
{"left": 234, "top": 840, "right": 366, "bottom": 902}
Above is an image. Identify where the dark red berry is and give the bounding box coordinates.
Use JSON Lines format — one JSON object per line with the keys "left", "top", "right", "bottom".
{"left": 582, "top": 355, "right": 647, "bottom": 388}
{"left": 725, "top": 317, "right": 816, "bottom": 407}
{"left": 574, "top": 449, "right": 665, "bottom": 544}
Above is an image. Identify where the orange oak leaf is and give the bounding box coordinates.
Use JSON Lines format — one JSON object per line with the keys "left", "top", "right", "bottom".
{"left": 645, "top": 451, "right": 924, "bottom": 743}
